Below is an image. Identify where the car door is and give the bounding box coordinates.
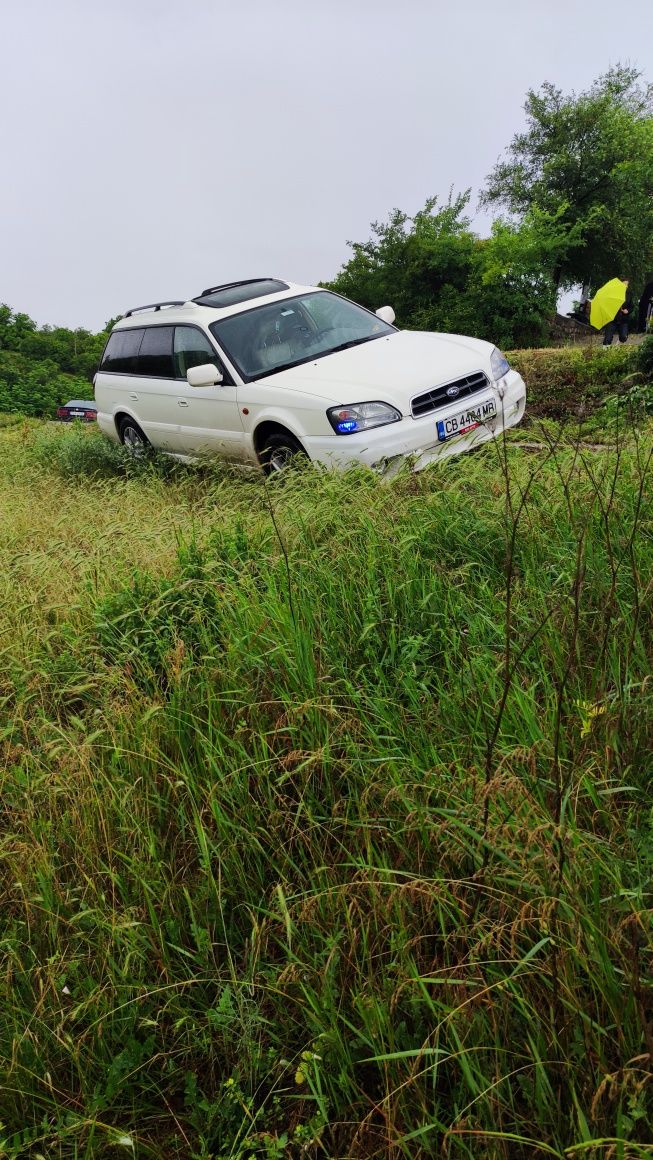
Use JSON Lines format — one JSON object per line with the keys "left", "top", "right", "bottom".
{"left": 128, "top": 325, "right": 182, "bottom": 450}
{"left": 173, "top": 325, "right": 246, "bottom": 458}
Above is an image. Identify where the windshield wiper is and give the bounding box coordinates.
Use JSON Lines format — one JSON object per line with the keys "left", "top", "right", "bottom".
{"left": 327, "top": 335, "right": 381, "bottom": 355}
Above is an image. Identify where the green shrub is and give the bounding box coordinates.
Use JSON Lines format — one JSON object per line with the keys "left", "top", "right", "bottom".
{"left": 603, "top": 379, "right": 653, "bottom": 424}
{"left": 0, "top": 411, "right": 26, "bottom": 428}
{"left": 637, "top": 333, "right": 653, "bottom": 378}
{"left": 22, "top": 423, "right": 133, "bottom": 478}
{"left": 508, "top": 342, "right": 640, "bottom": 416}
{"left": 0, "top": 350, "right": 91, "bottom": 417}
{"left": 94, "top": 539, "right": 229, "bottom": 693}
{"left": 20, "top": 422, "right": 192, "bottom": 482}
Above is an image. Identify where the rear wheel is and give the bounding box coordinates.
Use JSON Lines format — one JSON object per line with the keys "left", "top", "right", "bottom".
{"left": 118, "top": 417, "right": 149, "bottom": 453}
{"left": 259, "top": 430, "right": 307, "bottom": 476}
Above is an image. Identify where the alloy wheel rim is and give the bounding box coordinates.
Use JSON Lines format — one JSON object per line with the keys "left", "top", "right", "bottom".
{"left": 268, "top": 446, "right": 294, "bottom": 472}
{"left": 123, "top": 427, "right": 145, "bottom": 451}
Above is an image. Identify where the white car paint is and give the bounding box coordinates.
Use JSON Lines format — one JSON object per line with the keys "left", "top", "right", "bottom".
{"left": 95, "top": 280, "right": 526, "bottom": 472}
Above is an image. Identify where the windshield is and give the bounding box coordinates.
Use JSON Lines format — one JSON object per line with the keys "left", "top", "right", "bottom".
{"left": 209, "top": 291, "right": 395, "bottom": 380}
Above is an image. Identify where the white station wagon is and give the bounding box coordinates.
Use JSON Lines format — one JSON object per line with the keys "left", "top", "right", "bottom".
{"left": 95, "top": 278, "right": 526, "bottom": 473}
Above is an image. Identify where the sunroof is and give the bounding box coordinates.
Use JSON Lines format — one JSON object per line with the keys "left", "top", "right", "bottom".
{"left": 194, "top": 279, "right": 289, "bottom": 309}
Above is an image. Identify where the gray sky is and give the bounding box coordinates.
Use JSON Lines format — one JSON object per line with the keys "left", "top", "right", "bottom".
{"left": 2, "top": 0, "right": 651, "bottom": 330}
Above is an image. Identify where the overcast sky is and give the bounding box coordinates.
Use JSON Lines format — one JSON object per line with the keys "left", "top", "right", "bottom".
{"left": 2, "top": 0, "right": 651, "bottom": 330}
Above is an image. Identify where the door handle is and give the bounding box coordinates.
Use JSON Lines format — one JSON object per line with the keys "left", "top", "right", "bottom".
{"left": 128, "top": 393, "right": 138, "bottom": 400}
{"left": 177, "top": 399, "right": 189, "bottom": 407}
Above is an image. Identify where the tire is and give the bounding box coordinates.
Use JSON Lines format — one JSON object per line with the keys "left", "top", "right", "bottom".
{"left": 259, "top": 430, "right": 307, "bottom": 476}
{"left": 118, "top": 417, "right": 149, "bottom": 453}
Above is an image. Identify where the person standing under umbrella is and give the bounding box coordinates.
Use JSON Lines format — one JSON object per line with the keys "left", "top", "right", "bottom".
{"left": 637, "top": 276, "right": 653, "bottom": 332}
{"left": 603, "top": 279, "right": 634, "bottom": 344}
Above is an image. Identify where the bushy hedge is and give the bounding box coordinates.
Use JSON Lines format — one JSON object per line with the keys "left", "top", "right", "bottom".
{"left": 508, "top": 341, "right": 643, "bottom": 417}
{"left": 0, "top": 350, "right": 91, "bottom": 417}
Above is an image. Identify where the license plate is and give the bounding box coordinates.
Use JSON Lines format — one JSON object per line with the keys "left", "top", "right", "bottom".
{"left": 437, "top": 397, "right": 497, "bottom": 442}
{"left": 70, "top": 410, "right": 85, "bottom": 417}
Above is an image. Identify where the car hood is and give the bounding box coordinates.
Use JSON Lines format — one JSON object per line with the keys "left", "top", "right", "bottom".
{"left": 256, "top": 330, "right": 496, "bottom": 409}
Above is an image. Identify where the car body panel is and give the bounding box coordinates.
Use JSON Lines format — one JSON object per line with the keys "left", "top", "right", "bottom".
{"left": 97, "top": 373, "right": 182, "bottom": 450}
{"left": 173, "top": 382, "right": 247, "bottom": 458}
{"left": 301, "top": 370, "right": 525, "bottom": 470}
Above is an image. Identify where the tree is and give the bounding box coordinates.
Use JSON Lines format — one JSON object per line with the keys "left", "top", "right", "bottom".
{"left": 325, "top": 195, "right": 558, "bottom": 349}
{"left": 480, "top": 66, "right": 653, "bottom": 292}
{"left": 457, "top": 219, "right": 558, "bottom": 349}
{"left": 0, "top": 304, "right": 110, "bottom": 415}
{"left": 324, "top": 192, "right": 477, "bottom": 327}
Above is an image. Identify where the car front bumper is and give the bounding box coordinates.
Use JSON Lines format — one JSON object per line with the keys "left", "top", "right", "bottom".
{"left": 303, "top": 371, "right": 526, "bottom": 472}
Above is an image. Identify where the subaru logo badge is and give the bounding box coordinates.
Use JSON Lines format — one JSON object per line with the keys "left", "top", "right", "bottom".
{"left": 446, "top": 385, "right": 460, "bottom": 398}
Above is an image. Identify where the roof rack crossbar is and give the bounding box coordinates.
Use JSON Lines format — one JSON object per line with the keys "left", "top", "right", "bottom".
{"left": 196, "top": 278, "right": 273, "bottom": 298}
{"left": 124, "top": 300, "right": 186, "bottom": 317}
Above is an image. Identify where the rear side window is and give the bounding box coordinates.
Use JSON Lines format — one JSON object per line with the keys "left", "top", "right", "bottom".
{"left": 100, "top": 328, "right": 144, "bottom": 374}
{"left": 138, "top": 326, "right": 174, "bottom": 377}
{"left": 174, "top": 326, "right": 226, "bottom": 379}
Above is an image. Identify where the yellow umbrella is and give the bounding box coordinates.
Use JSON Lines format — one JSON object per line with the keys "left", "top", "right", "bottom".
{"left": 590, "top": 278, "right": 628, "bottom": 331}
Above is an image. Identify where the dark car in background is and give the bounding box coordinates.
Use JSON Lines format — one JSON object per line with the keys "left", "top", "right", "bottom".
{"left": 56, "top": 400, "right": 97, "bottom": 422}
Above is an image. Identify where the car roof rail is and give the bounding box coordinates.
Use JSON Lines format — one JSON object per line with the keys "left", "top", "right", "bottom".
{"left": 124, "top": 300, "right": 186, "bottom": 317}
{"left": 195, "top": 278, "right": 274, "bottom": 298}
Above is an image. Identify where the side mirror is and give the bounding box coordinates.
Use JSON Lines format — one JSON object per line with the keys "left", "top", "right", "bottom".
{"left": 376, "top": 305, "right": 395, "bottom": 325}
{"left": 186, "top": 363, "right": 223, "bottom": 387}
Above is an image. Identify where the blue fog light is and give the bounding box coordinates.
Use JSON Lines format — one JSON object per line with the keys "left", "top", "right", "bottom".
{"left": 338, "top": 420, "right": 358, "bottom": 433}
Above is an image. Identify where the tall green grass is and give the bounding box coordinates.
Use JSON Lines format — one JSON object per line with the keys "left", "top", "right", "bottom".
{"left": 1, "top": 421, "right": 652, "bottom": 1158}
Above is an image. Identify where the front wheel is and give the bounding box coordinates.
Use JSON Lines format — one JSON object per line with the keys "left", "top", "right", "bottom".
{"left": 259, "top": 431, "right": 307, "bottom": 476}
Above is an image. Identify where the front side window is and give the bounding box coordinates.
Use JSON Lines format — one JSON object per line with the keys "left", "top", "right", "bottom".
{"left": 174, "top": 326, "right": 228, "bottom": 380}
{"left": 100, "top": 328, "right": 145, "bottom": 374}
{"left": 138, "top": 326, "right": 174, "bottom": 378}
{"left": 209, "top": 291, "right": 395, "bottom": 381}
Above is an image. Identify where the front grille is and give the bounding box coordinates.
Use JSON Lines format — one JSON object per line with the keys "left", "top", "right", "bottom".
{"left": 411, "top": 370, "right": 489, "bottom": 418}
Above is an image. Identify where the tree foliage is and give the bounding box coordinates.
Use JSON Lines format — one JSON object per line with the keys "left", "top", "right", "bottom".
{"left": 325, "top": 192, "right": 476, "bottom": 320}
{"left": 480, "top": 66, "right": 653, "bottom": 290}
{"left": 0, "top": 304, "right": 108, "bottom": 416}
{"left": 325, "top": 194, "right": 557, "bottom": 349}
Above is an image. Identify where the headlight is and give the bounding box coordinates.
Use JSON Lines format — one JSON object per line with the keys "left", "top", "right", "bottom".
{"left": 327, "top": 401, "right": 401, "bottom": 435}
{"left": 490, "top": 347, "right": 511, "bottom": 381}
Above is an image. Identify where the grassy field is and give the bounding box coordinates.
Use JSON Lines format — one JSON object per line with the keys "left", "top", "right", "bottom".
{"left": 1, "top": 413, "right": 653, "bottom": 1159}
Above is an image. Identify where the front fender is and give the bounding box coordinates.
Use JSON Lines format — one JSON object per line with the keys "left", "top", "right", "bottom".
{"left": 246, "top": 404, "right": 327, "bottom": 445}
